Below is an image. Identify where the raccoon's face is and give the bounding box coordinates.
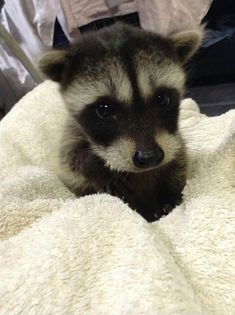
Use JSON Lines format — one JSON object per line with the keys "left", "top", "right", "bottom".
{"left": 40, "top": 24, "right": 202, "bottom": 173}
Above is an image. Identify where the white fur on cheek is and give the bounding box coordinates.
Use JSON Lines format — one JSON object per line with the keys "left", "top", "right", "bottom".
{"left": 92, "top": 138, "right": 136, "bottom": 172}
{"left": 155, "top": 131, "right": 182, "bottom": 165}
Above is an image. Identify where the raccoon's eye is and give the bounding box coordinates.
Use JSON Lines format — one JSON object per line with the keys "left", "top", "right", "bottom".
{"left": 96, "top": 104, "right": 115, "bottom": 118}
{"left": 156, "top": 93, "right": 170, "bottom": 107}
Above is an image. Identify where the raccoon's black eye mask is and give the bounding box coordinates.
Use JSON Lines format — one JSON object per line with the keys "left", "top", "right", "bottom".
{"left": 94, "top": 91, "right": 170, "bottom": 119}
{"left": 91, "top": 96, "right": 122, "bottom": 120}
{"left": 155, "top": 92, "right": 170, "bottom": 108}
{"left": 38, "top": 23, "right": 203, "bottom": 144}
{"left": 96, "top": 103, "right": 115, "bottom": 119}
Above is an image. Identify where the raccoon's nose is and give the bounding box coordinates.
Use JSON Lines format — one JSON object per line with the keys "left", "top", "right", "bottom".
{"left": 133, "top": 149, "right": 164, "bottom": 168}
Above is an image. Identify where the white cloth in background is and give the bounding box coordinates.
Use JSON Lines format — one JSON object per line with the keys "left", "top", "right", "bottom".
{"left": 60, "top": 0, "right": 212, "bottom": 37}
{"left": 0, "top": 7, "right": 40, "bottom": 101}
{"left": 0, "top": 0, "right": 68, "bottom": 106}
{"left": 3, "top": 0, "right": 62, "bottom": 57}
{"left": 136, "top": 0, "right": 213, "bottom": 35}
{"left": 60, "top": 0, "right": 137, "bottom": 38}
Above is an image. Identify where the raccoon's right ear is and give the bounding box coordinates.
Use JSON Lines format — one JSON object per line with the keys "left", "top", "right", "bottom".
{"left": 39, "top": 50, "right": 70, "bottom": 82}
{"left": 169, "top": 28, "right": 204, "bottom": 64}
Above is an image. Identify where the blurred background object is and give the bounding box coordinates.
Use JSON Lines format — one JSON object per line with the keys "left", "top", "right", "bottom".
{"left": 187, "top": 0, "right": 235, "bottom": 115}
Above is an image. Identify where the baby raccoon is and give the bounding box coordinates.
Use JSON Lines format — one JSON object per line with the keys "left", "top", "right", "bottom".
{"left": 40, "top": 23, "right": 202, "bottom": 222}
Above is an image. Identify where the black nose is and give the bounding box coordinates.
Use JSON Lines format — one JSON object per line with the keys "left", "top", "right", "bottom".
{"left": 133, "top": 148, "right": 164, "bottom": 169}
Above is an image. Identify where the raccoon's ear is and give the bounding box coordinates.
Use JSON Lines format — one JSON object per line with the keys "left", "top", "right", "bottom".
{"left": 170, "top": 28, "right": 204, "bottom": 64}
{"left": 39, "top": 50, "right": 70, "bottom": 82}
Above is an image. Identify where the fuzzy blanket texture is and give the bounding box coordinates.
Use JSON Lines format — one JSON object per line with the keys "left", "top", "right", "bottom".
{"left": 0, "top": 81, "right": 234, "bottom": 315}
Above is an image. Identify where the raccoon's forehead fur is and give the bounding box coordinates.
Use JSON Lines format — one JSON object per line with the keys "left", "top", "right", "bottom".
{"left": 40, "top": 23, "right": 202, "bottom": 172}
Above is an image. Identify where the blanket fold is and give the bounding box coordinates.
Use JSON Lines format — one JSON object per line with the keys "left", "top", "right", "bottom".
{"left": 0, "top": 81, "right": 234, "bottom": 314}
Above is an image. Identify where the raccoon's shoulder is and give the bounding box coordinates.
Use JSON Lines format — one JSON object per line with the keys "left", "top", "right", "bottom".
{"left": 60, "top": 116, "right": 85, "bottom": 159}
{"left": 59, "top": 117, "right": 90, "bottom": 192}
{"left": 159, "top": 138, "right": 188, "bottom": 187}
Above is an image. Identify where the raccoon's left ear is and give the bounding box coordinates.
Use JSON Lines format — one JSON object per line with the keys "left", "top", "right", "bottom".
{"left": 169, "top": 28, "right": 204, "bottom": 64}
{"left": 39, "top": 50, "right": 70, "bottom": 82}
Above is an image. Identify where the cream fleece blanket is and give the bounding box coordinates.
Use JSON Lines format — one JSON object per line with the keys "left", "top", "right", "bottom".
{"left": 0, "top": 81, "right": 234, "bottom": 315}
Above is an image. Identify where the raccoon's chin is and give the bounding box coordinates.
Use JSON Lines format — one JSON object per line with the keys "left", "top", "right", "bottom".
{"left": 128, "top": 164, "right": 164, "bottom": 173}
{"left": 132, "top": 165, "right": 162, "bottom": 173}
{"left": 105, "top": 161, "right": 164, "bottom": 174}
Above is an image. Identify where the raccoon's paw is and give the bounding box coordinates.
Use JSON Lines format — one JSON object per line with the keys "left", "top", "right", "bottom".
{"left": 160, "top": 193, "right": 183, "bottom": 215}
{"left": 105, "top": 176, "right": 133, "bottom": 202}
